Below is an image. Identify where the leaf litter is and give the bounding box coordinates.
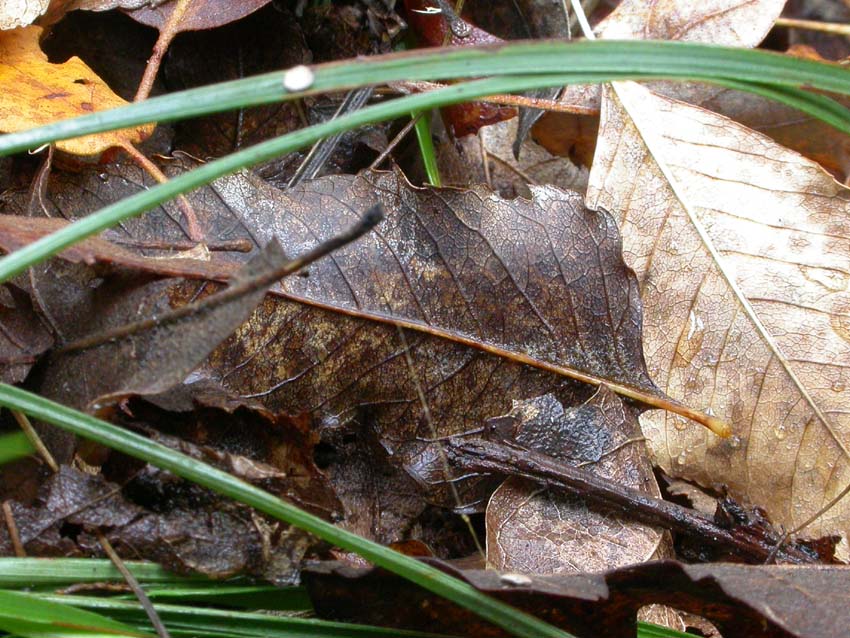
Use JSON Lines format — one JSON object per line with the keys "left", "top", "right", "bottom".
{"left": 1, "top": 1, "right": 849, "bottom": 637}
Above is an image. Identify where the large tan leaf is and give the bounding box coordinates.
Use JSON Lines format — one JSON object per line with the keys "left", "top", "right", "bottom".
{"left": 553, "top": 0, "right": 785, "bottom": 113}
{"left": 585, "top": 81, "right": 850, "bottom": 551}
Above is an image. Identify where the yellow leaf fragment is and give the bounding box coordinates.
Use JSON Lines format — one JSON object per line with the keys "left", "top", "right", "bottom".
{"left": 586, "top": 81, "right": 850, "bottom": 555}
{"left": 0, "top": 26, "right": 153, "bottom": 156}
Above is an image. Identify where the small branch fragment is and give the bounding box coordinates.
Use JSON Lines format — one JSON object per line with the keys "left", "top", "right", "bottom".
{"left": 447, "top": 437, "right": 820, "bottom": 564}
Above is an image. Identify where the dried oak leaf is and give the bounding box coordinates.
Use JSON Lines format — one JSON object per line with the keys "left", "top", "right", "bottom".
{"left": 0, "top": 26, "right": 152, "bottom": 156}
{"left": 303, "top": 558, "right": 850, "bottom": 638}
{"left": 585, "top": 81, "right": 850, "bottom": 554}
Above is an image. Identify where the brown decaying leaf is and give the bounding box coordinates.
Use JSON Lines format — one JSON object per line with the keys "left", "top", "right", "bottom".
{"left": 40, "top": 239, "right": 289, "bottom": 410}
{"left": 485, "top": 386, "right": 681, "bottom": 631}
{"left": 0, "top": 159, "right": 663, "bottom": 539}
{"left": 0, "top": 26, "right": 152, "bottom": 156}
{"left": 0, "top": 283, "right": 53, "bottom": 383}
{"left": 0, "top": 464, "right": 274, "bottom": 578}
{"left": 486, "top": 386, "right": 672, "bottom": 572}
{"left": 585, "top": 81, "right": 850, "bottom": 553}
{"left": 196, "top": 168, "right": 657, "bottom": 467}
{"left": 115, "top": 0, "right": 270, "bottom": 32}
{"left": 304, "top": 558, "right": 850, "bottom": 638}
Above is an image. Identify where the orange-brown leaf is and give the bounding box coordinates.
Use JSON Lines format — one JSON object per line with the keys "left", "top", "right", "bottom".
{"left": 0, "top": 26, "right": 153, "bottom": 156}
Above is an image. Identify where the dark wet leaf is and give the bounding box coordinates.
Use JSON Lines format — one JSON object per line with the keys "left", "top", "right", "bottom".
{"left": 304, "top": 558, "right": 850, "bottom": 638}
{"left": 162, "top": 5, "right": 309, "bottom": 167}
{"left": 187, "top": 168, "right": 658, "bottom": 538}
{"left": 0, "top": 465, "right": 281, "bottom": 578}
{"left": 0, "top": 283, "right": 52, "bottom": 383}
{"left": 123, "top": 0, "right": 271, "bottom": 32}
{"left": 1, "top": 162, "right": 658, "bottom": 541}
{"left": 40, "top": 238, "right": 288, "bottom": 410}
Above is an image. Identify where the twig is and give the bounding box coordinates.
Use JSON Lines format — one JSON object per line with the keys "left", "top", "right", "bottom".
{"left": 119, "top": 142, "right": 203, "bottom": 242}
{"left": 368, "top": 115, "right": 422, "bottom": 171}
{"left": 57, "top": 205, "right": 384, "bottom": 354}
{"left": 2, "top": 501, "right": 25, "bottom": 557}
{"left": 135, "top": 0, "right": 192, "bottom": 102}
{"left": 97, "top": 531, "right": 171, "bottom": 638}
{"left": 446, "top": 437, "right": 820, "bottom": 564}
{"left": 288, "top": 88, "right": 375, "bottom": 188}
{"left": 393, "top": 81, "right": 597, "bottom": 115}
{"left": 775, "top": 17, "right": 850, "bottom": 36}
{"left": 12, "top": 409, "right": 58, "bottom": 472}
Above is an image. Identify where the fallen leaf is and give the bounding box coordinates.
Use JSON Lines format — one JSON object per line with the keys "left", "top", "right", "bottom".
{"left": 0, "top": 282, "right": 53, "bottom": 383}
{"left": 585, "top": 81, "right": 850, "bottom": 554}
{"left": 0, "top": 465, "right": 274, "bottom": 578}
{"left": 161, "top": 6, "right": 312, "bottom": 171}
{"left": 0, "top": 26, "right": 152, "bottom": 156}
{"left": 40, "top": 238, "right": 290, "bottom": 414}
{"left": 194, "top": 168, "right": 661, "bottom": 525}
{"left": 2, "top": 159, "right": 666, "bottom": 540}
{"left": 485, "top": 386, "right": 682, "bottom": 631}
{"left": 486, "top": 386, "right": 670, "bottom": 574}
{"left": 535, "top": 0, "right": 804, "bottom": 170}
{"left": 122, "top": 0, "right": 271, "bottom": 32}
{"left": 304, "top": 558, "right": 850, "bottom": 638}
{"left": 557, "top": 0, "right": 787, "bottom": 112}
{"left": 436, "top": 118, "right": 588, "bottom": 199}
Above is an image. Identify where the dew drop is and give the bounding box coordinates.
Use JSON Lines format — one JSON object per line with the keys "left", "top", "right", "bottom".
{"left": 727, "top": 435, "right": 741, "bottom": 450}
{"left": 673, "top": 417, "right": 687, "bottom": 431}
{"left": 500, "top": 573, "right": 532, "bottom": 587}
{"left": 283, "top": 65, "right": 314, "bottom": 92}
{"left": 774, "top": 425, "right": 787, "bottom": 441}
{"left": 832, "top": 381, "right": 846, "bottom": 392}
{"left": 675, "top": 451, "right": 687, "bottom": 466}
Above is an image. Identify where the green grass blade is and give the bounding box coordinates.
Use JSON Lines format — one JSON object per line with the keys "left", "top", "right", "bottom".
{"left": 0, "top": 40, "right": 848, "bottom": 155}
{"left": 412, "top": 111, "right": 441, "bottom": 187}
{"left": 0, "top": 72, "right": 846, "bottom": 284}
{"left": 32, "top": 594, "right": 452, "bottom": 638}
{"left": 0, "top": 558, "right": 196, "bottom": 587}
{"left": 0, "top": 383, "right": 573, "bottom": 638}
{"left": 0, "top": 431, "right": 34, "bottom": 465}
{"left": 0, "top": 590, "right": 153, "bottom": 638}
